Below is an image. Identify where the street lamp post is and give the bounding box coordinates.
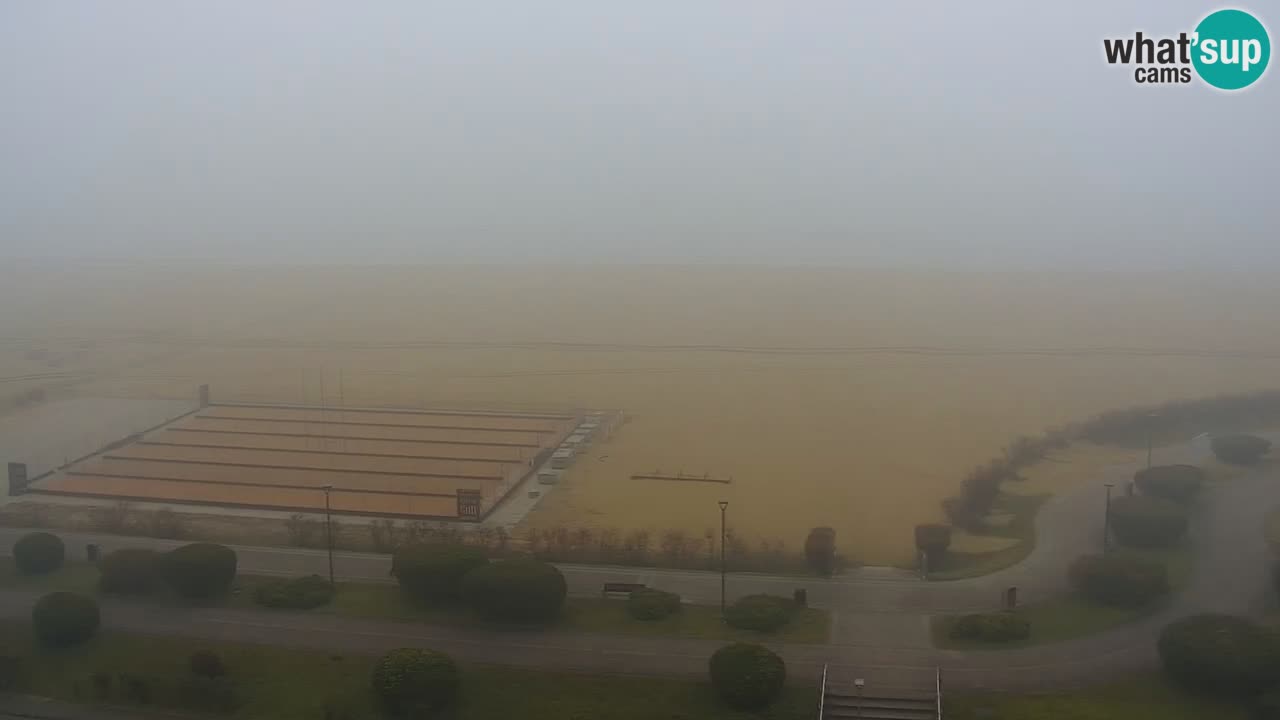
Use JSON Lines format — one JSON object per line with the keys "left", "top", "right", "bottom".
{"left": 1147, "top": 412, "right": 1160, "bottom": 469}
{"left": 718, "top": 501, "right": 728, "bottom": 618}
{"left": 322, "top": 485, "right": 335, "bottom": 585}
{"left": 1103, "top": 483, "right": 1115, "bottom": 553}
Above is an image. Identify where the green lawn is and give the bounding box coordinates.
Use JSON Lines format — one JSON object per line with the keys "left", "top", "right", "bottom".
{"left": 0, "top": 560, "right": 829, "bottom": 644}
{"left": 945, "top": 673, "right": 1249, "bottom": 720}
{"left": 932, "top": 543, "right": 1191, "bottom": 650}
{"left": 0, "top": 621, "right": 818, "bottom": 720}
{"left": 927, "top": 493, "right": 1047, "bottom": 581}
{"left": 0, "top": 557, "right": 99, "bottom": 593}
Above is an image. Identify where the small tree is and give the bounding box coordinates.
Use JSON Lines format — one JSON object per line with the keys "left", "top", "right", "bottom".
{"left": 12, "top": 532, "right": 65, "bottom": 575}
{"left": 708, "top": 643, "right": 786, "bottom": 710}
{"left": 188, "top": 650, "right": 226, "bottom": 678}
{"left": 1068, "top": 554, "right": 1169, "bottom": 607}
{"left": 31, "top": 592, "right": 100, "bottom": 647}
{"left": 392, "top": 544, "right": 488, "bottom": 605}
{"left": 98, "top": 549, "right": 162, "bottom": 594}
{"left": 161, "top": 543, "right": 237, "bottom": 600}
{"left": 1109, "top": 496, "right": 1188, "bottom": 548}
{"left": 369, "top": 519, "right": 400, "bottom": 553}
{"left": 460, "top": 558, "right": 566, "bottom": 622}
{"left": 370, "top": 648, "right": 459, "bottom": 716}
{"left": 1211, "top": 434, "right": 1272, "bottom": 466}
{"left": 1159, "top": 614, "right": 1280, "bottom": 695}
{"left": 914, "top": 524, "right": 952, "bottom": 566}
{"left": 145, "top": 508, "right": 185, "bottom": 539}
{"left": 803, "top": 527, "right": 837, "bottom": 577}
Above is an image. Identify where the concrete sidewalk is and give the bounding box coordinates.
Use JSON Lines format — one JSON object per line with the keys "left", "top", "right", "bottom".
{"left": 0, "top": 694, "right": 193, "bottom": 720}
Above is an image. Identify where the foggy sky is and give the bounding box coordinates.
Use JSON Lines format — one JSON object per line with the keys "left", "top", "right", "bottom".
{"left": 1, "top": 1, "right": 1275, "bottom": 269}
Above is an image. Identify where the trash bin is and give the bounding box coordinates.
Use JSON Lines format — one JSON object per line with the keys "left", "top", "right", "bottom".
{"left": 86, "top": 543, "right": 100, "bottom": 562}
{"left": 794, "top": 588, "right": 807, "bottom": 607}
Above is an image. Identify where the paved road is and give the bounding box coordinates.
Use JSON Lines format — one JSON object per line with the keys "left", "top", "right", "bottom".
{"left": 1, "top": 440, "right": 1275, "bottom": 693}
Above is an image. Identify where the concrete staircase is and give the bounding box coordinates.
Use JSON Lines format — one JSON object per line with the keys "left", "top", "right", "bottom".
{"left": 821, "top": 685, "right": 937, "bottom": 720}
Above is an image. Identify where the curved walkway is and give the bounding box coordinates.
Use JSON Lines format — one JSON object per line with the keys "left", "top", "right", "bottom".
{"left": 0, "top": 436, "right": 1276, "bottom": 693}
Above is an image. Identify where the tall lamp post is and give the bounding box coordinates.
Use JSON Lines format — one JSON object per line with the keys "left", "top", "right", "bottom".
{"left": 1147, "top": 412, "right": 1160, "bottom": 469}
{"left": 322, "top": 484, "right": 335, "bottom": 585}
{"left": 718, "top": 501, "right": 729, "bottom": 618}
{"left": 1103, "top": 483, "right": 1115, "bottom": 553}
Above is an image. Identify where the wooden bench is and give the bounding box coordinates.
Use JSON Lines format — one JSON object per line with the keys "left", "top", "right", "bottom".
{"left": 601, "top": 582, "right": 646, "bottom": 598}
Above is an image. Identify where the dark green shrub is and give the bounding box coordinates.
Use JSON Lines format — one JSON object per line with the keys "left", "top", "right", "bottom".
{"left": 626, "top": 589, "right": 682, "bottom": 621}
{"left": 1134, "top": 464, "right": 1205, "bottom": 504}
{"left": 12, "top": 532, "right": 64, "bottom": 575}
{"left": 1255, "top": 688, "right": 1280, "bottom": 720}
{"left": 91, "top": 671, "right": 112, "bottom": 699}
{"left": 370, "top": 648, "right": 459, "bottom": 716}
{"left": 914, "top": 524, "right": 953, "bottom": 565}
{"left": 120, "top": 673, "right": 151, "bottom": 704}
{"left": 803, "top": 527, "right": 837, "bottom": 577}
{"left": 949, "top": 612, "right": 1030, "bottom": 643}
{"left": 1159, "top": 614, "right": 1280, "bottom": 696}
{"left": 1212, "top": 434, "right": 1272, "bottom": 466}
{"left": 161, "top": 543, "right": 237, "bottom": 599}
{"left": 392, "top": 544, "right": 488, "bottom": 605}
{"left": 708, "top": 643, "right": 786, "bottom": 710}
{"left": 1068, "top": 554, "right": 1169, "bottom": 607}
{"left": 724, "top": 594, "right": 795, "bottom": 633}
{"left": 178, "top": 676, "right": 238, "bottom": 713}
{"left": 145, "top": 508, "right": 185, "bottom": 539}
{"left": 189, "top": 650, "right": 226, "bottom": 678}
{"left": 1108, "top": 495, "right": 1188, "bottom": 548}
{"left": 460, "top": 558, "right": 566, "bottom": 622}
{"left": 0, "top": 656, "right": 20, "bottom": 691}
{"left": 31, "top": 592, "right": 100, "bottom": 647}
{"left": 98, "top": 549, "right": 161, "bottom": 594}
{"left": 252, "top": 575, "right": 334, "bottom": 609}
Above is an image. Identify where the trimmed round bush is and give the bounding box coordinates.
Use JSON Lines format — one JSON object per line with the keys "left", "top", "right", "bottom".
{"left": 161, "top": 543, "right": 237, "bottom": 600}
{"left": 949, "top": 612, "right": 1030, "bottom": 643}
{"left": 392, "top": 544, "right": 488, "bottom": 605}
{"left": 627, "top": 589, "right": 682, "bottom": 621}
{"left": 1134, "top": 464, "right": 1205, "bottom": 504}
{"left": 1255, "top": 688, "right": 1280, "bottom": 719}
{"left": 708, "top": 643, "right": 786, "bottom": 710}
{"left": 724, "top": 594, "right": 795, "bottom": 633}
{"left": 1108, "top": 495, "right": 1188, "bottom": 548}
{"left": 1068, "top": 554, "right": 1169, "bottom": 607}
{"left": 98, "top": 549, "right": 161, "bottom": 594}
{"left": 253, "top": 575, "right": 334, "bottom": 610}
{"left": 12, "top": 532, "right": 65, "bottom": 576}
{"left": 370, "top": 648, "right": 459, "bottom": 716}
{"left": 177, "top": 676, "right": 238, "bottom": 712}
{"left": 1159, "top": 614, "right": 1280, "bottom": 696}
{"left": 461, "top": 558, "right": 566, "bottom": 622}
{"left": 188, "top": 650, "right": 226, "bottom": 678}
{"left": 804, "top": 527, "right": 837, "bottom": 577}
{"left": 914, "top": 524, "right": 952, "bottom": 565}
{"left": 1212, "top": 434, "right": 1272, "bottom": 466}
{"left": 31, "top": 592, "right": 100, "bottom": 647}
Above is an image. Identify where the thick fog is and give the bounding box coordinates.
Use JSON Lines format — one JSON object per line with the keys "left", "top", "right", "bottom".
{"left": 0, "top": 1, "right": 1274, "bottom": 269}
